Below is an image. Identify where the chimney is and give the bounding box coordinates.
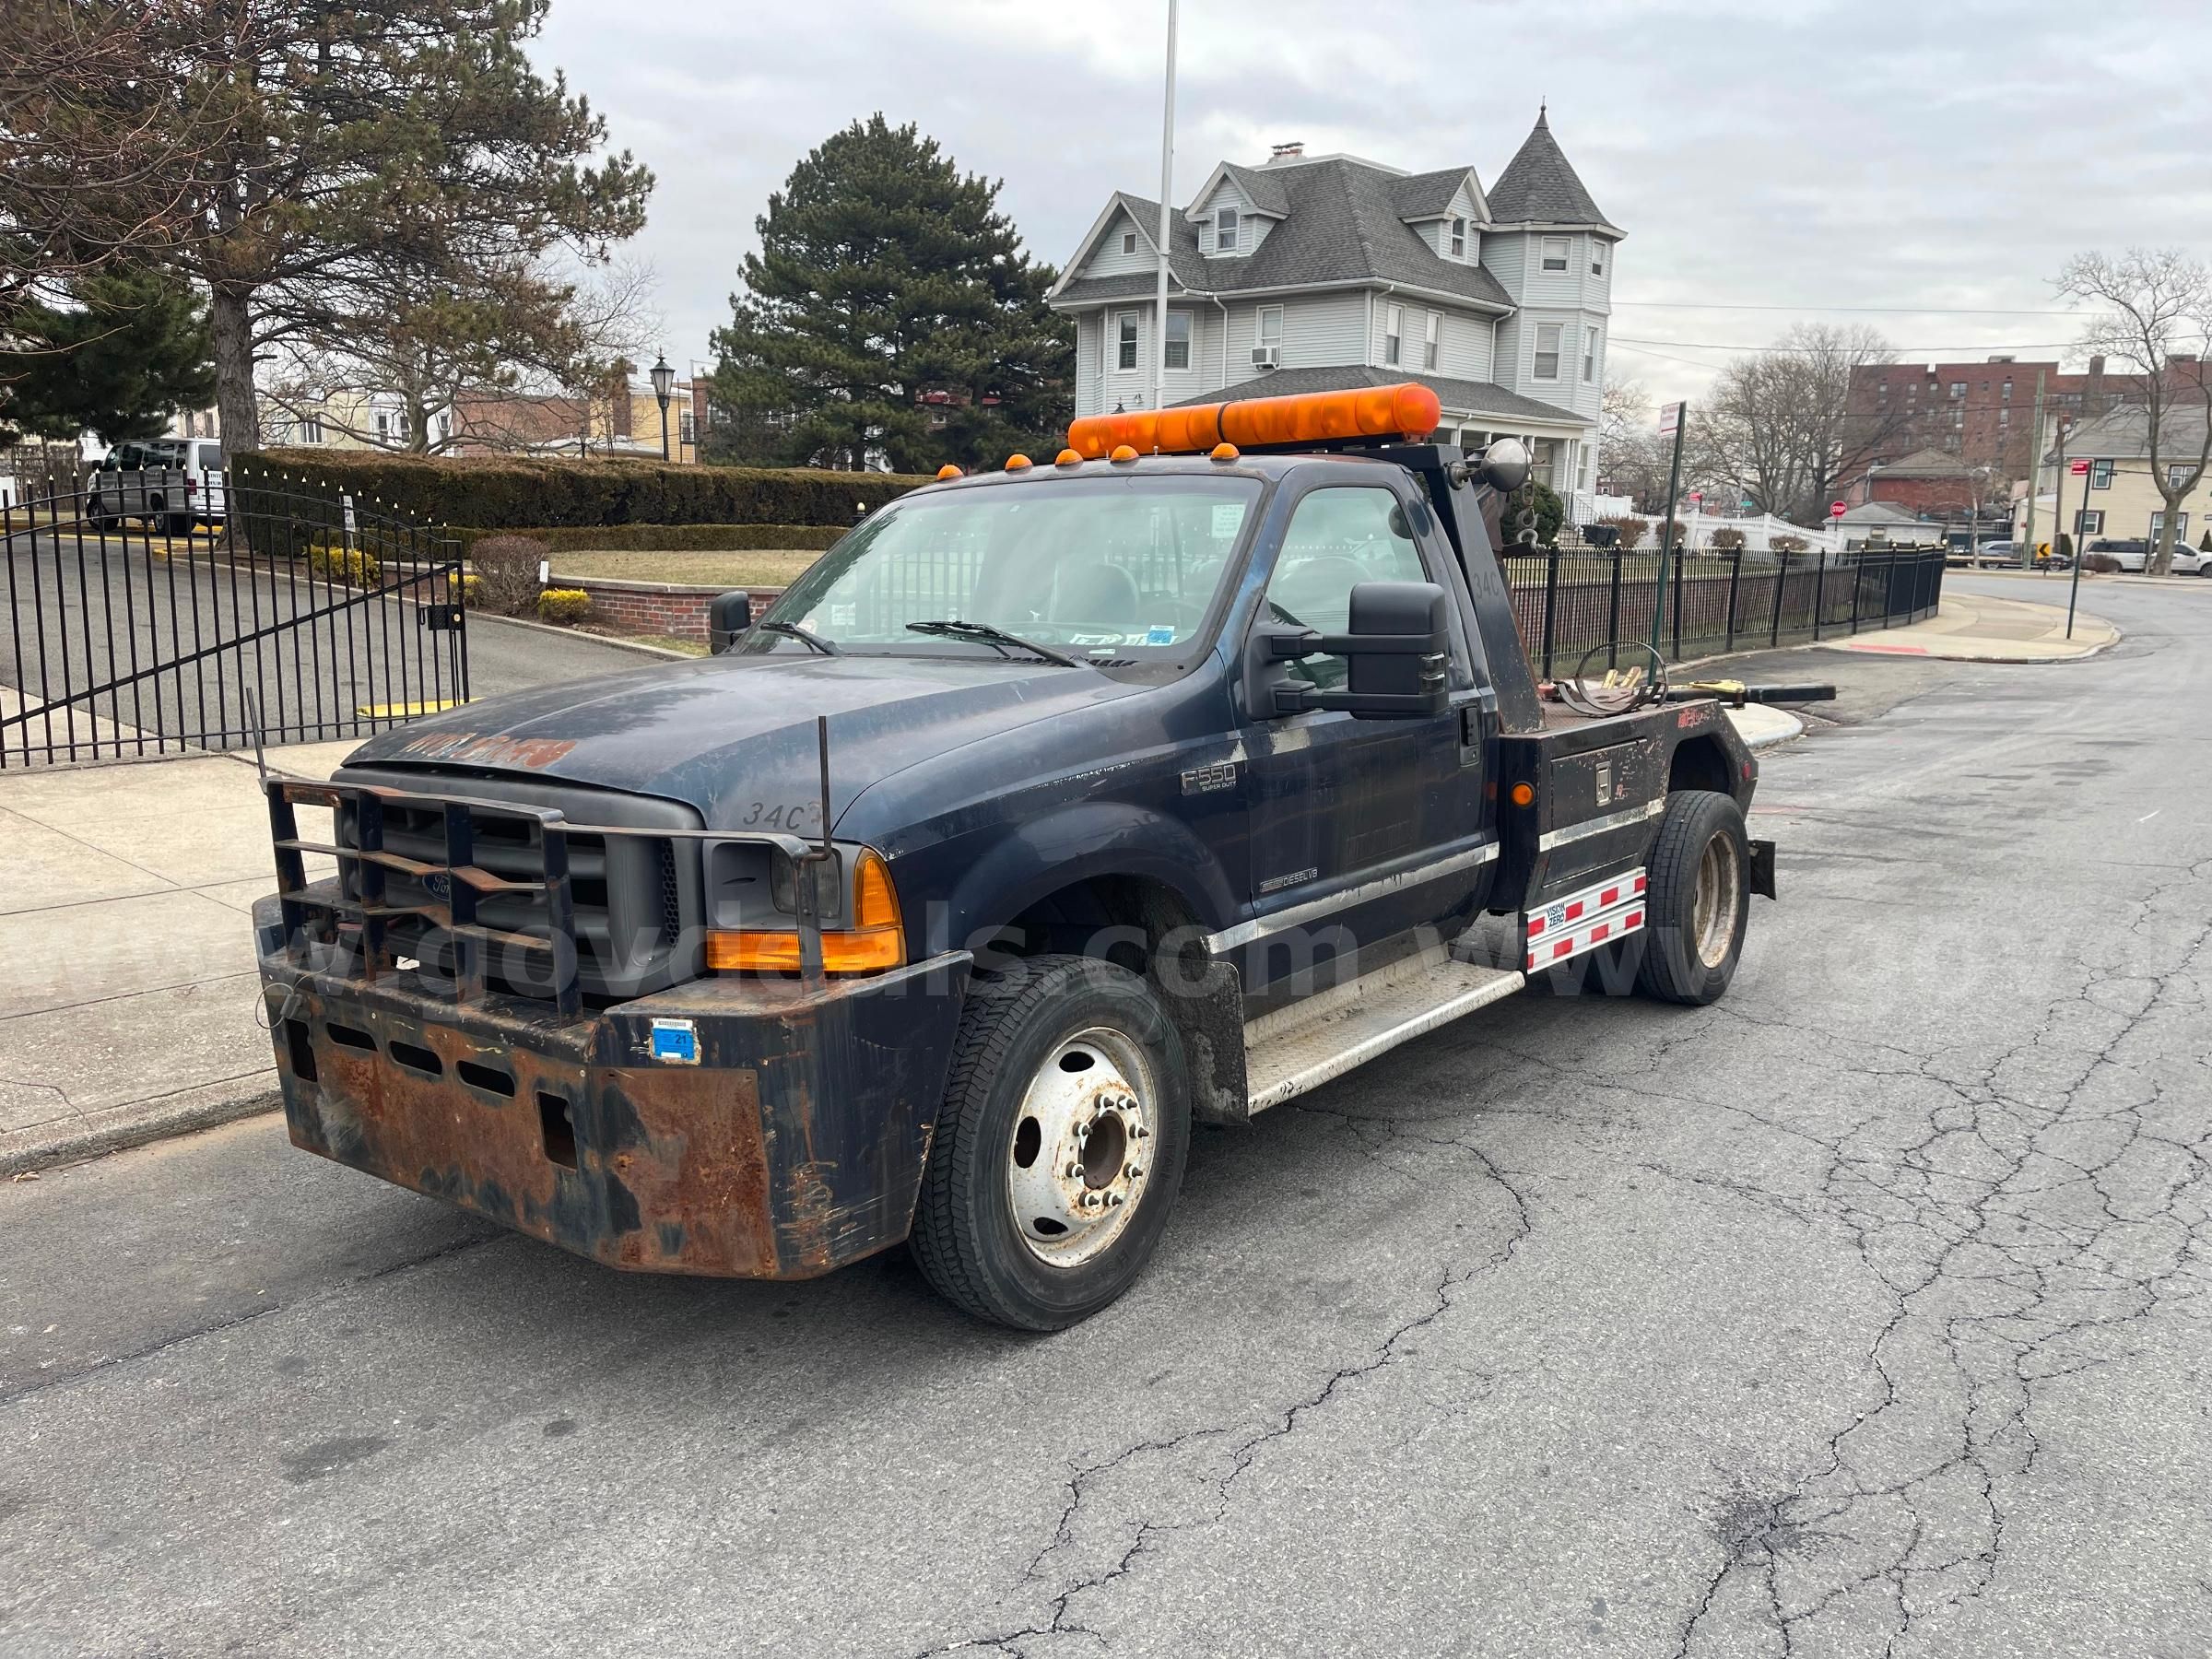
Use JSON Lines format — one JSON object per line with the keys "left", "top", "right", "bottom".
{"left": 2087, "top": 355, "right": 2105, "bottom": 378}
{"left": 1267, "top": 141, "right": 1305, "bottom": 163}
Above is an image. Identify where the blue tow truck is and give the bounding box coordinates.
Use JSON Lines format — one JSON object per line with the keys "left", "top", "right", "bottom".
{"left": 255, "top": 382, "right": 1773, "bottom": 1329}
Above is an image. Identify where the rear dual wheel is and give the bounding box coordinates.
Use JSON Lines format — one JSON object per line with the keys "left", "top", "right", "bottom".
{"left": 1634, "top": 790, "right": 1750, "bottom": 1006}
{"left": 911, "top": 955, "right": 1190, "bottom": 1330}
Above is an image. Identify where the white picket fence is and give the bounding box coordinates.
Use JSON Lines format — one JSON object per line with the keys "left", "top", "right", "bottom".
{"left": 1597, "top": 506, "right": 1843, "bottom": 555}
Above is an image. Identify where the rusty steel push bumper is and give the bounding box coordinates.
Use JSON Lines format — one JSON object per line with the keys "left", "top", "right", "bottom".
{"left": 254, "top": 894, "right": 973, "bottom": 1279}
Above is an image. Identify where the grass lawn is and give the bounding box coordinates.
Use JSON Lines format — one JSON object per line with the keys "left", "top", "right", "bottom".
{"left": 548, "top": 549, "right": 822, "bottom": 588}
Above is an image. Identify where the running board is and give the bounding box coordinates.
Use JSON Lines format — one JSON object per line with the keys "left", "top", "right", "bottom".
{"left": 1243, "top": 951, "right": 1525, "bottom": 1113}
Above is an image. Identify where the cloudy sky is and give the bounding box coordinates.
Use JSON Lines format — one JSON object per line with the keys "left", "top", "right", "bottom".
{"left": 535, "top": 0, "right": 2212, "bottom": 402}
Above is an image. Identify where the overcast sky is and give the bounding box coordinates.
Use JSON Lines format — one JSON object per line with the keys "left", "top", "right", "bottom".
{"left": 535, "top": 0, "right": 2212, "bottom": 404}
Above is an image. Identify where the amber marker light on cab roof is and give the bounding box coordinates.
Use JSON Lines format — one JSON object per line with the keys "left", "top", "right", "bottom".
{"left": 1005, "top": 453, "right": 1032, "bottom": 471}
{"left": 1109, "top": 444, "right": 1139, "bottom": 464}
{"left": 1055, "top": 448, "right": 1083, "bottom": 466}
{"left": 1066, "top": 382, "right": 1442, "bottom": 460}
{"left": 935, "top": 464, "right": 962, "bottom": 480}
{"left": 1210, "top": 442, "right": 1240, "bottom": 462}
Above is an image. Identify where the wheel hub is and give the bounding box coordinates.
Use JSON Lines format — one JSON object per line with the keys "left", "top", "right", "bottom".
{"left": 1006, "top": 1027, "right": 1155, "bottom": 1266}
{"left": 1692, "top": 831, "right": 1741, "bottom": 969}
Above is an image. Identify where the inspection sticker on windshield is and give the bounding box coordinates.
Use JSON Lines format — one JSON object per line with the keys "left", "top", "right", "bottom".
{"left": 1145, "top": 624, "right": 1176, "bottom": 645}
{"left": 650, "top": 1018, "right": 700, "bottom": 1065}
{"left": 1210, "top": 503, "right": 1245, "bottom": 538}
{"left": 829, "top": 603, "right": 857, "bottom": 629}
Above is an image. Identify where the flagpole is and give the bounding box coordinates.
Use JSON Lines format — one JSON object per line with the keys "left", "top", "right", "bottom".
{"left": 1151, "top": 0, "right": 1178, "bottom": 425}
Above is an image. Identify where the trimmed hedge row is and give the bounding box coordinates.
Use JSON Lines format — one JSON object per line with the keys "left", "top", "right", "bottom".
{"left": 231, "top": 449, "right": 928, "bottom": 530}
{"left": 444, "top": 522, "right": 846, "bottom": 554}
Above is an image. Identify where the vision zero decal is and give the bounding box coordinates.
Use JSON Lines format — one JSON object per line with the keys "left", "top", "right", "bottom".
{"left": 1524, "top": 870, "right": 1647, "bottom": 971}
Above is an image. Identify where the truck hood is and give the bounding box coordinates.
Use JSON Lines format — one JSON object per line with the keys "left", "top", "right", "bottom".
{"left": 339, "top": 653, "right": 1149, "bottom": 830}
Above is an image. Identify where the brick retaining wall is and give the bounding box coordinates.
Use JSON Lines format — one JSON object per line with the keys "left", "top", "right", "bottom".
{"left": 555, "top": 575, "right": 784, "bottom": 643}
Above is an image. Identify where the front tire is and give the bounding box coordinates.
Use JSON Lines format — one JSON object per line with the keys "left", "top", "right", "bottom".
{"left": 911, "top": 955, "right": 1191, "bottom": 1330}
{"left": 1636, "top": 790, "right": 1751, "bottom": 1006}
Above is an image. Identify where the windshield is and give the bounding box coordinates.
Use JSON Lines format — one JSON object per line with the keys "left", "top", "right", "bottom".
{"left": 745, "top": 475, "right": 1264, "bottom": 662}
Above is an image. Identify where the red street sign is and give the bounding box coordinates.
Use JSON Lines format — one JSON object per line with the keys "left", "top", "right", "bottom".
{"left": 1688, "top": 490, "right": 1703, "bottom": 502}
{"left": 2069, "top": 459, "right": 2090, "bottom": 476}
{"left": 1829, "top": 500, "right": 1846, "bottom": 518}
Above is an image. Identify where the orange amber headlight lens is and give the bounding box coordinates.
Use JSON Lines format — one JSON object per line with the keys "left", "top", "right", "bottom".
{"left": 705, "top": 850, "right": 907, "bottom": 974}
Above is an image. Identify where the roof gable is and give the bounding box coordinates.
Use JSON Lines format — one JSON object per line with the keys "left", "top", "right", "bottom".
{"left": 1390, "top": 167, "right": 1486, "bottom": 224}
{"left": 1487, "top": 109, "right": 1618, "bottom": 233}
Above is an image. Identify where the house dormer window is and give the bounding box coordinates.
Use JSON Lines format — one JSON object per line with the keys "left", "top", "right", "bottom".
{"left": 1216, "top": 207, "right": 1239, "bottom": 252}
{"left": 1450, "top": 217, "right": 1466, "bottom": 258}
{"left": 1122, "top": 230, "right": 1137, "bottom": 254}
{"left": 1541, "top": 237, "right": 1570, "bottom": 273}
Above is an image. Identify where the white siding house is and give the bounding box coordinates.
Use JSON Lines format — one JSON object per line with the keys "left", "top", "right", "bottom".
{"left": 1048, "top": 114, "right": 1624, "bottom": 523}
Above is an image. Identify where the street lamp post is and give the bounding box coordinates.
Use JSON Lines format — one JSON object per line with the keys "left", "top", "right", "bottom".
{"left": 650, "top": 353, "right": 676, "bottom": 462}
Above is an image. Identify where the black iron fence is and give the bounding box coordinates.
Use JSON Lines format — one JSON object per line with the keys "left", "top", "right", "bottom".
{"left": 1500, "top": 546, "right": 1947, "bottom": 681}
{"left": 2, "top": 474, "right": 470, "bottom": 767}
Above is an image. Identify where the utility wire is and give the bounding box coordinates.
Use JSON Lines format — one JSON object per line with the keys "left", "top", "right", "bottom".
{"left": 1613, "top": 300, "right": 2082, "bottom": 317}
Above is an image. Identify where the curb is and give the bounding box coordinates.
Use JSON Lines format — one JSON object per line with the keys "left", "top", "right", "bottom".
{"left": 1728, "top": 709, "right": 1805, "bottom": 750}
{"left": 0, "top": 1084, "right": 283, "bottom": 1178}
{"left": 1814, "top": 629, "right": 2122, "bottom": 665}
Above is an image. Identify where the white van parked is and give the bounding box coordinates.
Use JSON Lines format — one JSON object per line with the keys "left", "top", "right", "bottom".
{"left": 87, "top": 437, "right": 227, "bottom": 535}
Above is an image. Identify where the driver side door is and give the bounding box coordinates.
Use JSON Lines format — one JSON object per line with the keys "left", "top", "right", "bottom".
{"left": 1236, "top": 481, "right": 1483, "bottom": 993}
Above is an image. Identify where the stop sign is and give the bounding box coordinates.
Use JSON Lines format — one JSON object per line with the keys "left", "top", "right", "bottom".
{"left": 1830, "top": 500, "right": 1846, "bottom": 518}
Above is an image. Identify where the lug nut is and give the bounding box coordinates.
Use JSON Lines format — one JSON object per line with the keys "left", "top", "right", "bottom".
{"left": 1082, "top": 1192, "right": 1102, "bottom": 1209}
{"left": 1130, "top": 1124, "right": 1149, "bottom": 1141}
{"left": 1106, "top": 1193, "right": 1126, "bottom": 1207}
{"left": 1126, "top": 1163, "right": 1144, "bottom": 1180}
{"left": 1065, "top": 1161, "right": 1084, "bottom": 1179}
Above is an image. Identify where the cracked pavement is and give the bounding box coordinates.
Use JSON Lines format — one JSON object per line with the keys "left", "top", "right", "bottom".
{"left": 2, "top": 576, "right": 2206, "bottom": 1656}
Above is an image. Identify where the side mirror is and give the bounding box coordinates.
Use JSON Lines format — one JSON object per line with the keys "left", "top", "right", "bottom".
{"left": 708, "top": 590, "right": 752, "bottom": 653}
{"left": 1262, "top": 581, "right": 1451, "bottom": 721}
{"left": 1478, "top": 437, "right": 1530, "bottom": 494}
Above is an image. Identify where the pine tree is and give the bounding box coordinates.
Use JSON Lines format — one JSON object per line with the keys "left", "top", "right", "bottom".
{"left": 711, "top": 116, "right": 1073, "bottom": 473}
{"left": 2, "top": 264, "right": 214, "bottom": 445}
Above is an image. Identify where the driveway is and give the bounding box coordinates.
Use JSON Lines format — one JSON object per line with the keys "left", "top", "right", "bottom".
{"left": 1, "top": 581, "right": 2207, "bottom": 1656}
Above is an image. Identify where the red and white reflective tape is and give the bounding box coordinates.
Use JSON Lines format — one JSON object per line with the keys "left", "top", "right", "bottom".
{"left": 1524, "top": 869, "right": 1647, "bottom": 971}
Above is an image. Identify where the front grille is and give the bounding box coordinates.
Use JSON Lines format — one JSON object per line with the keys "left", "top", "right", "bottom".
{"left": 271, "top": 771, "right": 706, "bottom": 1010}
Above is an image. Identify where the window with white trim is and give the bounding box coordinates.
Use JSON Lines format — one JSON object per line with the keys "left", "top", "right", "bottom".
{"left": 2075, "top": 509, "right": 2103, "bottom": 535}
{"left": 1423, "top": 312, "right": 1440, "bottom": 371}
{"left": 1582, "top": 327, "right": 1596, "bottom": 382}
{"left": 1385, "top": 304, "right": 1403, "bottom": 367}
{"left": 2152, "top": 510, "right": 2189, "bottom": 542}
{"left": 1449, "top": 217, "right": 1466, "bottom": 258}
{"left": 1257, "top": 305, "right": 1282, "bottom": 356}
{"left": 2090, "top": 459, "right": 2112, "bottom": 489}
{"left": 2170, "top": 464, "right": 2194, "bottom": 490}
{"left": 1541, "top": 237, "right": 1570, "bottom": 273}
{"left": 1591, "top": 243, "right": 1606, "bottom": 276}
{"left": 1122, "top": 230, "right": 1137, "bottom": 255}
{"left": 1534, "top": 323, "right": 1561, "bottom": 381}
{"left": 1164, "top": 310, "right": 1191, "bottom": 371}
{"left": 1116, "top": 312, "right": 1138, "bottom": 371}
{"left": 1216, "top": 207, "right": 1239, "bottom": 252}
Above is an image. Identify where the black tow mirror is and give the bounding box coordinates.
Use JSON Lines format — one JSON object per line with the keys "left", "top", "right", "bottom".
{"left": 1265, "top": 580, "right": 1451, "bottom": 720}
{"left": 708, "top": 590, "right": 753, "bottom": 653}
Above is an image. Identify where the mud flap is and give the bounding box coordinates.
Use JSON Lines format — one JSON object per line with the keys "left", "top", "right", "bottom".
{"left": 1748, "top": 838, "right": 1778, "bottom": 900}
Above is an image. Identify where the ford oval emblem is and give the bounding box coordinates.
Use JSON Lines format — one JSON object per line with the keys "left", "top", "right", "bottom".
{"left": 423, "top": 870, "right": 452, "bottom": 903}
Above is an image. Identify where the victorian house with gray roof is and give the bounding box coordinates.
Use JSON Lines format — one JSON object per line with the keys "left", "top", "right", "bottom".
{"left": 1048, "top": 111, "right": 1620, "bottom": 520}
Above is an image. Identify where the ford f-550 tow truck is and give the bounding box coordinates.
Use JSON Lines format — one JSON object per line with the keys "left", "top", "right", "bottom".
{"left": 253, "top": 382, "right": 1775, "bottom": 1329}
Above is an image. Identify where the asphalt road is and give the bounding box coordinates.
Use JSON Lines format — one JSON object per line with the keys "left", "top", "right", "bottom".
{"left": 3, "top": 530, "right": 660, "bottom": 759}
{"left": 3, "top": 578, "right": 2206, "bottom": 1657}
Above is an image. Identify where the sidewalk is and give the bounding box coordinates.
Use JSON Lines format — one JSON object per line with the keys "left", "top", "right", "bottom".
{"left": 0, "top": 742, "right": 349, "bottom": 1173}
{"left": 1820, "top": 590, "right": 2118, "bottom": 662}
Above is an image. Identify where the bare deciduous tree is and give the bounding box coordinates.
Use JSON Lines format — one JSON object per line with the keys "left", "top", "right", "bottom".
{"left": 1694, "top": 324, "right": 1912, "bottom": 524}
{"left": 1595, "top": 375, "right": 1673, "bottom": 510}
{"left": 2055, "top": 248, "right": 2212, "bottom": 576}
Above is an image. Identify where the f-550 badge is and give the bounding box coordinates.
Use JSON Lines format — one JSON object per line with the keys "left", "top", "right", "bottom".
{"left": 1181, "top": 760, "right": 1239, "bottom": 795}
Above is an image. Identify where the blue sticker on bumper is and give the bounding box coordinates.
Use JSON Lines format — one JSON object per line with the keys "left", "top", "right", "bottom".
{"left": 650, "top": 1018, "right": 700, "bottom": 1065}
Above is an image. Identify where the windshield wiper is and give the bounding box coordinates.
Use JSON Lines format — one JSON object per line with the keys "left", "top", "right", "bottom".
{"left": 758, "top": 619, "right": 840, "bottom": 655}
{"left": 905, "top": 619, "right": 1079, "bottom": 667}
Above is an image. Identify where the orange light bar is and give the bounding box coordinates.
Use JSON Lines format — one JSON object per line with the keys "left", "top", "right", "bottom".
{"left": 1066, "top": 382, "right": 1442, "bottom": 460}
{"left": 705, "top": 851, "right": 907, "bottom": 975}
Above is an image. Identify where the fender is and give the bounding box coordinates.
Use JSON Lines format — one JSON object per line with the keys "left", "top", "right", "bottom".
{"left": 924, "top": 798, "right": 1241, "bottom": 955}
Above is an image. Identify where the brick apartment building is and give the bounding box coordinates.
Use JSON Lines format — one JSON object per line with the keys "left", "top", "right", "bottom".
{"left": 1843, "top": 355, "right": 2112, "bottom": 484}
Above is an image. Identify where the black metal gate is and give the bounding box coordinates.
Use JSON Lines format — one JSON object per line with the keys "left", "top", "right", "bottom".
{"left": 2, "top": 474, "right": 468, "bottom": 766}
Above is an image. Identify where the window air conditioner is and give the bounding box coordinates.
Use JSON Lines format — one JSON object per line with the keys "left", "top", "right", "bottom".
{"left": 1252, "top": 345, "right": 1279, "bottom": 369}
